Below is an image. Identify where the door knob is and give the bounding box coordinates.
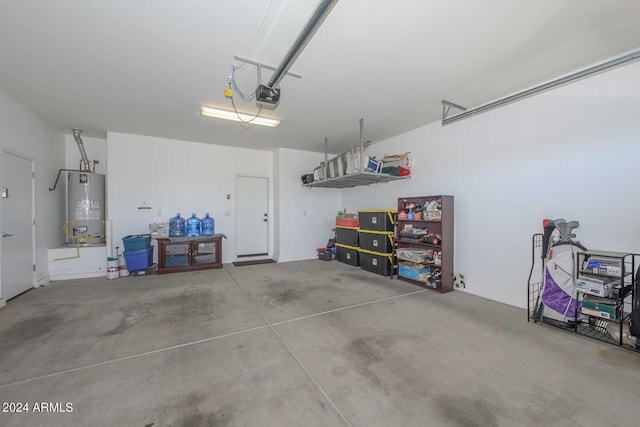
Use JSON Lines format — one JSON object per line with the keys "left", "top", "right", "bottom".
{"left": 262, "top": 219, "right": 267, "bottom": 222}
{"left": 3, "top": 232, "right": 14, "bottom": 238}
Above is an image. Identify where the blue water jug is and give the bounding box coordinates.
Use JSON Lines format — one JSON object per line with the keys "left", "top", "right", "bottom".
{"left": 201, "top": 213, "right": 215, "bottom": 236}
{"left": 169, "top": 213, "right": 186, "bottom": 237}
{"left": 186, "top": 213, "right": 201, "bottom": 237}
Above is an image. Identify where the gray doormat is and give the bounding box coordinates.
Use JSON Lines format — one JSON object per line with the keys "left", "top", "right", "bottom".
{"left": 232, "top": 259, "right": 276, "bottom": 267}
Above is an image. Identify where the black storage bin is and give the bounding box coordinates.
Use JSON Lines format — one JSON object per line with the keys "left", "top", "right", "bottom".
{"left": 359, "top": 250, "right": 395, "bottom": 276}
{"left": 317, "top": 248, "right": 333, "bottom": 261}
{"left": 358, "top": 210, "right": 396, "bottom": 232}
{"left": 358, "top": 231, "right": 394, "bottom": 253}
{"left": 336, "top": 244, "right": 360, "bottom": 266}
{"left": 335, "top": 227, "right": 359, "bottom": 246}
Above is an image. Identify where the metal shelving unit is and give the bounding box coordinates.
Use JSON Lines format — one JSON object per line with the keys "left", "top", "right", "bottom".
{"left": 528, "top": 237, "right": 639, "bottom": 352}
{"left": 574, "top": 250, "right": 637, "bottom": 350}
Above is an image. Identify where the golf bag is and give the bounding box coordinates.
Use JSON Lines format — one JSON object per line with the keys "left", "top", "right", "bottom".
{"left": 540, "top": 243, "right": 580, "bottom": 322}
{"left": 535, "top": 218, "right": 586, "bottom": 323}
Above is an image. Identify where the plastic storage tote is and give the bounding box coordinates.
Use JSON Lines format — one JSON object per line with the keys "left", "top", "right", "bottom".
{"left": 317, "top": 248, "right": 333, "bottom": 261}
{"left": 336, "top": 213, "right": 359, "bottom": 228}
{"left": 335, "top": 227, "right": 359, "bottom": 246}
{"left": 336, "top": 244, "right": 360, "bottom": 266}
{"left": 359, "top": 249, "right": 395, "bottom": 276}
{"left": 358, "top": 210, "right": 396, "bottom": 232}
{"left": 122, "top": 234, "right": 151, "bottom": 252}
{"left": 124, "top": 246, "right": 153, "bottom": 272}
{"left": 358, "top": 230, "right": 394, "bottom": 253}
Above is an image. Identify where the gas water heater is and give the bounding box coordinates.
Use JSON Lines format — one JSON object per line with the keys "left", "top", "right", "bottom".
{"left": 65, "top": 171, "right": 105, "bottom": 245}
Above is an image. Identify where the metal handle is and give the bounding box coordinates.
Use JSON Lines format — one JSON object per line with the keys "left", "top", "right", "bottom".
{"left": 3, "top": 232, "right": 14, "bottom": 238}
{"left": 262, "top": 219, "right": 267, "bottom": 222}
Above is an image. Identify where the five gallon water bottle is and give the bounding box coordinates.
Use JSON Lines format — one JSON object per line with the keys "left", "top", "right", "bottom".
{"left": 201, "top": 213, "right": 215, "bottom": 236}
{"left": 169, "top": 213, "right": 186, "bottom": 237}
{"left": 186, "top": 213, "right": 201, "bottom": 237}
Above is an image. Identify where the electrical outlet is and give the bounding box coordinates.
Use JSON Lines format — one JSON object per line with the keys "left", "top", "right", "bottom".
{"left": 225, "top": 211, "right": 231, "bottom": 216}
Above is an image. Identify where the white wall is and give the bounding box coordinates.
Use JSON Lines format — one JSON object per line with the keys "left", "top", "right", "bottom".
{"left": 106, "top": 132, "right": 273, "bottom": 263}
{"left": 0, "top": 89, "right": 65, "bottom": 289}
{"left": 343, "top": 60, "right": 640, "bottom": 308}
{"left": 65, "top": 134, "right": 107, "bottom": 174}
{"left": 274, "top": 148, "right": 343, "bottom": 262}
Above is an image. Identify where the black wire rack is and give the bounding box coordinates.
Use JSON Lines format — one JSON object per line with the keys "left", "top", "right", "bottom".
{"left": 527, "top": 232, "right": 639, "bottom": 351}
{"left": 527, "top": 233, "right": 543, "bottom": 322}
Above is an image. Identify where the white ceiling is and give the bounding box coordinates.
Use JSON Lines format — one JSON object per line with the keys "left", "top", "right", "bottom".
{"left": 1, "top": 0, "right": 640, "bottom": 153}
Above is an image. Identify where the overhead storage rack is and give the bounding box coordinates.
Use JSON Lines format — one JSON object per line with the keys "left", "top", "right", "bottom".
{"left": 308, "top": 171, "right": 408, "bottom": 188}
{"left": 305, "top": 119, "right": 410, "bottom": 189}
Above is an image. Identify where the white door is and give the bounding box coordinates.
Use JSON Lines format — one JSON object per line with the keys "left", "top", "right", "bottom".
{"left": 236, "top": 176, "right": 268, "bottom": 257}
{"left": 1, "top": 151, "right": 35, "bottom": 300}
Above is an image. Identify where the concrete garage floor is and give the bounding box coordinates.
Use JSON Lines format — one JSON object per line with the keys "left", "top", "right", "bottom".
{"left": 0, "top": 260, "right": 638, "bottom": 426}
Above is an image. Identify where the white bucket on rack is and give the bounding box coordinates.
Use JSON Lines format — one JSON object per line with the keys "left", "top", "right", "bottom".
{"left": 118, "top": 253, "right": 130, "bottom": 277}
{"left": 107, "top": 256, "right": 119, "bottom": 280}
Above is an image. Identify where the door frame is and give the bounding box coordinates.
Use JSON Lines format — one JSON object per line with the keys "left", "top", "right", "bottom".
{"left": 0, "top": 147, "right": 36, "bottom": 302}
{"left": 234, "top": 174, "right": 271, "bottom": 261}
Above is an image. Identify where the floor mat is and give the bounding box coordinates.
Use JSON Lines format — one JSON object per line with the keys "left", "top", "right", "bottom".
{"left": 232, "top": 259, "right": 276, "bottom": 267}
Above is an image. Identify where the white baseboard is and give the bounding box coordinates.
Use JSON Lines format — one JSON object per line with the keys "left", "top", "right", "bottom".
{"left": 0, "top": 298, "right": 6, "bottom": 309}
{"left": 228, "top": 254, "right": 274, "bottom": 264}
{"left": 35, "top": 272, "right": 50, "bottom": 288}
{"left": 49, "top": 271, "right": 106, "bottom": 281}
{"left": 276, "top": 254, "right": 316, "bottom": 263}
{"left": 460, "top": 286, "right": 524, "bottom": 309}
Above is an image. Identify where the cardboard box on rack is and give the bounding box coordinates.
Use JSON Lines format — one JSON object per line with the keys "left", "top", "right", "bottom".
{"left": 576, "top": 275, "right": 614, "bottom": 298}
{"left": 585, "top": 258, "right": 622, "bottom": 277}
{"left": 581, "top": 299, "right": 620, "bottom": 320}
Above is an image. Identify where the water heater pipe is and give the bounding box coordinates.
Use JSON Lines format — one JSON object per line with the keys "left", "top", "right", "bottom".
{"left": 49, "top": 168, "right": 87, "bottom": 191}
{"left": 72, "top": 129, "right": 92, "bottom": 172}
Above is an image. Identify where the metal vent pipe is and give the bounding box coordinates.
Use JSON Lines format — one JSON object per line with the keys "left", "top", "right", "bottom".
{"left": 72, "top": 129, "right": 92, "bottom": 172}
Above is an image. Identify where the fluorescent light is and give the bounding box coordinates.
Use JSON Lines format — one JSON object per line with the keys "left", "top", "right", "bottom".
{"left": 200, "top": 106, "right": 280, "bottom": 127}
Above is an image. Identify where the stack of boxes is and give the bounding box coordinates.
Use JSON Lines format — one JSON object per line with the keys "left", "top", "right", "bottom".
{"left": 358, "top": 210, "right": 397, "bottom": 276}
{"left": 335, "top": 214, "right": 360, "bottom": 266}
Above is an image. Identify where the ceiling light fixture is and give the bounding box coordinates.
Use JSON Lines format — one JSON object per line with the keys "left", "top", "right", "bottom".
{"left": 200, "top": 106, "right": 280, "bottom": 127}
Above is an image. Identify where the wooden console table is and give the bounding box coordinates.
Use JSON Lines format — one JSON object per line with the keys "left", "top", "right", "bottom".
{"left": 157, "top": 236, "right": 222, "bottom": 274}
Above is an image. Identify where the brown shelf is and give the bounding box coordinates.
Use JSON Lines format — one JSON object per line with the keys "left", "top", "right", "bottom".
{"left": 397, "top": 240, "right": 442, "bottom": 249}
{"left": 396, "top": 195, "right": 454, "bottom": 293}
{"left": 397, "top": 275, "right": 451, "bottom": 293}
